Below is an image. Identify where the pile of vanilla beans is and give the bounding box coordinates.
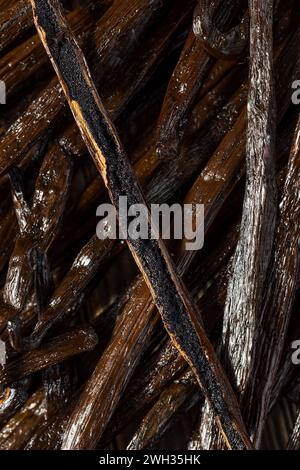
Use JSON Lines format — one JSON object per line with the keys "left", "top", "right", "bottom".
{"left": 0, "top": 0, "right": 299, "bottom": 451}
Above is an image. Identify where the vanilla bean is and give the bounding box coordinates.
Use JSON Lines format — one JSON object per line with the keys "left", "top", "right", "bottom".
{"left": 0, "top": 0, "right": 33, "bottom": 53}
{"left": 193, "top": 0, "right": 249, "bottom": 60}
{"left": 0, "top": 387, "right": 46, "bottom": 450}
{"left": 156, "top": 31, "right": 213, "bottom": 161}
{"left": 0, "top": 379, "right": 30, "bottom": 423}
{"left": 189, "top": 0, "right": 279, "bottom": 449}
{"left": 30, "top": 0, "right": 251, "bottom": 450}
{"left": 156, "top": 0, "right": 248, "bottom": 161}
{"left": 0, "top": 327, "right": 97, "bottom": 387}
{"left": 223, "top": 0, "right": 277, "bottom": 400}
{"left": 29, "top": 14, "right": 296, "bottom": 447}
{"left": 0, "top": 0, "right": 298, "bottom": 452}
{"left": 127, "top": 370, "right": 198, "bottom": 450}
{"left": 0, "top": 1, "right": 110, "bottom": 98}
{"left": 0, "top": 0, "right": 187, "bottom": 176}
{"left": 243, "top": 114, "right": 300, "bottom": 445}
{"left": 3, "top": 141, "right": 72, "bottom": 318}
{"left": 8, "top": 168, "right": 31, "bottom": 234}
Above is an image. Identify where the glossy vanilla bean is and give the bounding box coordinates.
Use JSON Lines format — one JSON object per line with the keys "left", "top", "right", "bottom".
{"left": 30, "top": 0, "right": 251, "bottom": 450}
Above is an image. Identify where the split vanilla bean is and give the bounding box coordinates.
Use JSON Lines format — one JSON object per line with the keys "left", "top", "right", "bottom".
{"left": 30, "top": 0, "right": 251, "bottom": 450}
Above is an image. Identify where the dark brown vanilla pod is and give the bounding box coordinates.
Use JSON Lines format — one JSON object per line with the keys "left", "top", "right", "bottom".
{"left": 42, "top": 361, "right": 76, "bottom": 418}
{"left": 8, "top": 145, "right": 160, "bottom": 350}
{"left": 0, "top": 0, "right": 110, "bottom": 98}
{"left": 156, "top": 0, "right": 248, "bottom": 162}
{"left": 9, "top": 168, "right": 31, "bottom": 234}
{"left": 8, "top": 236, "right": 116, "bottom": 351}
{"left": 22, "top": 56, "right": 256, "bottom": 448}
{"left": 155, "top": 32, "right": 214, "bottom": 161}
{"left": 0, "top": 387, "right": 46, "bottom": 450}
{"left": 0, "top": 327, "right": 98, "bottom": 387}
{"left": 95, "top": 0, "right": 194, "bottom": 118}
{"left": 2, "top": 141, "right": 72, "bottom": 325}
{"left": 110, "top": 261, "right": 231, "bottom": 446}
{"left": 190, "top": 0, "right": 280, "bottom": 449}
{"left": 243, "top": 115, "right": 300, "bottom": 445}
{"left": 30, "top": 0, "right": 252, "bottom": 450}
{"left": 0, "top": 0, "right": 33, "bottom": 54}
{"left": 0, "top": 379, "right": 30, "bottom": 423}
{"left": 193, "top": 0, "right": 249, "bottom": 60}
{"left": 0, "top": 79, "right": 65, "bottom": 176}
{"left": 127, "top": 370, "right": 198, "bottom": 450}
{"left": 0, "top": 0, "right": 186, "bottom": 177}
{"left": 223, "top": 0, "right": 277, "bottom": 400}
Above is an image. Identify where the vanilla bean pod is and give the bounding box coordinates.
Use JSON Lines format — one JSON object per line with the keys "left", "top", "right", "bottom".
{"left": 0, "top": 327, "right": 97, "bottom": 387}
{"left": 188, "top": 0, "right": 287, "bottom": 449}
{"left": 156, "top": 0, "right": 248, "bottom": 161}
{"left": 31, "top": 0, "right": 252, "bottom": 450}
{"left": 11, "top": 52, "right": 247, "bottom": 349}
{"left": 99, "top": 0, "right": 194, "bottom": 118}
{"left": 4, "top": 21, "right": 298, "bottom": 448}
{"left": 0, "top": 141, "right": 51, "bottom": 280}
{"left": 9, "top": 168, "right": 31, "bottom": 234}
{"left": 127, "top": 370, "right": 198, "bottom": 450}
{"left": 42, "top": 361, "right": 76, "bottom": 418}
{"left": 222, "top": 0, "right": 277, "bottom": 400}
{"left": 0, "top": 79, "right": 66, "bottom": 175}
{"left": 0, "top": 387, "right": 46, "bottom": 450}
{"left": 156, "top": 31, "right": 214, "bottom": 161}
{"left": 35, "top": 18, "right": 297, "bottom": 447}
{"left": 3, "top": 142, "right": 72, "bottom": 319}
{"left": 0, "top": 0, "right": 33, "bottom": 53}
{"left": 193, "top": 0, "right": 249, "bottom": 60}
{"left": 0, "top": 0, "right": 110, "bottom": 98}
{"left": 0, "top": 0, "right": 187, "bottom": 176}
{"left": 8, "top": 236, "right": 116, "bottom": 351}
{"left": 243, "top": 114, "right": 300, "bottom": 445}
{"left": 0, "top": 379, "right": 30, "bottom": 423}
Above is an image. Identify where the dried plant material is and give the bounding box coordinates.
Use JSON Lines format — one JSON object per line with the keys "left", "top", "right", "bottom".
{"left": 30, "top": 0, "right": 252, "bottom": 450}
{"left": 0, "top": 0, "right": 298, "bottom": 455}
